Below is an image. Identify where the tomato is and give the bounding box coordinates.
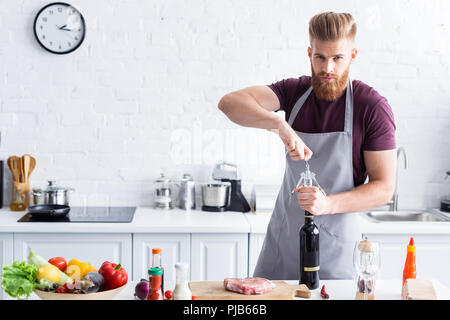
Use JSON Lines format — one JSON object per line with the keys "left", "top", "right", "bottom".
{"left": 48, "top": 257, "right": 67, "bottom": 272}
{"left": 192, "top": 296, "right": 198, "bottom": 300}
{"left": 56, "top": 285, "right": 68, "bottom": 293}
{"left": 165, "top": 290, "right": 173, "bottom": 299}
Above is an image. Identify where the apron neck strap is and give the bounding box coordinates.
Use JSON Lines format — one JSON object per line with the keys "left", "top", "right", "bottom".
{"left": 287, "top": 86, "right": 312, "bottom": 126}
{"left": 343, "top": 78, "right": 353, "bottom": 134}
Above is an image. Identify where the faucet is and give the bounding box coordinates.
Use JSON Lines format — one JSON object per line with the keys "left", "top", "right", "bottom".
{"left": 387, "top": 147, "right": 408, "bottom": 212}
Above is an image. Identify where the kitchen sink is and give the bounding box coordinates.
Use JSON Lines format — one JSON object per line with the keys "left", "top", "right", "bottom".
{"left": 363, "top": 210, "right": 449, "bottom": 222}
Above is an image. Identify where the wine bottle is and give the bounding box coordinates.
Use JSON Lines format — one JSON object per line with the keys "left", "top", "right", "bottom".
{"left": 299, "top": 212, "right": 320, "bottom": 289}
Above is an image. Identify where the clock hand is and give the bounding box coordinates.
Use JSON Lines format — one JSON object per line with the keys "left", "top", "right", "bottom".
{"left": 59, "top": 29, "right": 78, "bottom": 41}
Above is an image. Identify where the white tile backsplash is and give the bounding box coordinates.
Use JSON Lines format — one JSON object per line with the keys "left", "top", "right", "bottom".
{"left": 0, "top": 0, "right": 448, "bottom": 209}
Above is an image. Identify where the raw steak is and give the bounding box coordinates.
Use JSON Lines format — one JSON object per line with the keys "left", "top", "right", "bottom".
{"left": 223, "top": 277, "right": 275, "bottom": 295}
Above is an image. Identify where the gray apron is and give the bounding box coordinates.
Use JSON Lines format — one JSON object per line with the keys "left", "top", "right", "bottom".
{"left": 253, "top": 78, "right": 361, "bottom": 280}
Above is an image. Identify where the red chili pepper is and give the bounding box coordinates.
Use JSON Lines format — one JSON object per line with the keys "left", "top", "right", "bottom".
{"left": 98, "top": 261, "right": 128, "bottom": 290}
{"left": 320, "top": 284, "right": 329, "bottom": 299}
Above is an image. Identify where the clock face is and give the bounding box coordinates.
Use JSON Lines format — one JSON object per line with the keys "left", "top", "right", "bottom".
{"left": 33, "top": 2, "right": 86, "bottom": 54}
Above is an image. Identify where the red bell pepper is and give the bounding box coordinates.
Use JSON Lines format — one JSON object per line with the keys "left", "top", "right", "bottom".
{"left": 48, "top": 257, "right": 67, "bottom": 272}
{"left": 98, "top": 261, "right": 128, "bottom": 290}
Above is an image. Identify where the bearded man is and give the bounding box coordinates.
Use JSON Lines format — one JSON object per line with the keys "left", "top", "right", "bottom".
{"left": 218, "top": 12, "right": 397, "bottom": 280}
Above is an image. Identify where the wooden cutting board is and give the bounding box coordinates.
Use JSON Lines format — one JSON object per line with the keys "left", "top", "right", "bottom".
{"left": 189, "top": 281, "right": 310, "bottom": 300}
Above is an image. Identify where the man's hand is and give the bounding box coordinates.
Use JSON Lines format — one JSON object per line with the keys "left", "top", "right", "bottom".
{"left": 295, "top": 185, "right": 332, "bottom": 215}
{"left": 277, "top": 121, "right": 313, "bottom": 161}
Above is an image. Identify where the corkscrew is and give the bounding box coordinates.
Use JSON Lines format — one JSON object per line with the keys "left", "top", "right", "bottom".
{"left": 291, "top": 160, "right": 326, "bottom": 196}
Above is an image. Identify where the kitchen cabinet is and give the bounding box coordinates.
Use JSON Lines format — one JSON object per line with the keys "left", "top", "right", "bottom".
{"left": 248, "top": 233, "right": 266, "bottom": 277}
{"left": 132, "top": 233, "right": 190, "bottom": 288}
{"left": 0, "top": 233, "right": 14, "bottom": 300}
{"left": 13, "top": 233, "right": 132, "bottom": 278}
{"left": 191, "top": 233, "right": 248, "bottom": 281}
{"left": 362, "top": 233, "right": 450, "bottom": 287}
{"left": 134, "top": 233, "right": 249, "bottom": 286}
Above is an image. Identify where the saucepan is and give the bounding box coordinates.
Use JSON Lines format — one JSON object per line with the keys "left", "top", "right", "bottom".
{"left": 32, "top": 180, "right": 75, "bottom": 205}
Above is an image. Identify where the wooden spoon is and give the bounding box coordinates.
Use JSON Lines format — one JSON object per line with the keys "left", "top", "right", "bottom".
{"left": 17, "top": 157, "right": 25, "bottom": 182}
{"left": 7, "top": 156, "right": 21, "bottom": 182}
{"left": 7, "top": 157, "right": 16, "bottom": 181}
{"left": 28, "top": 156, "right": 36, "bottom": 178}
{"left": 22, "top": 154, "right": 31, "bottom": 184}
{"left": 21, "top": 154, "right": 33, "bottom": 194}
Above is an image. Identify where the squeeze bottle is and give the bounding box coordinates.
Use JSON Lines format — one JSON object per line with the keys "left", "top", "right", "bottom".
{"left": 402, "top": 237, "right": 416, "bottom": 286}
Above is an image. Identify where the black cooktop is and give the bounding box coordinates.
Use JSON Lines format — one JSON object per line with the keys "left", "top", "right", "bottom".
{"left": 17, "top": 207, "right": 136, "bottom": 223}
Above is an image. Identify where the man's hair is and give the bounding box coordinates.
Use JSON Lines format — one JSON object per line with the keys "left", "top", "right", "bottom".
{"left": 309, "top": 12, "right": 357, "bottom": 43}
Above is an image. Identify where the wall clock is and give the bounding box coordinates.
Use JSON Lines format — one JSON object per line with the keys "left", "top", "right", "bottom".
{"left": 33, "top": 2, "right": 86, "bottom": 54}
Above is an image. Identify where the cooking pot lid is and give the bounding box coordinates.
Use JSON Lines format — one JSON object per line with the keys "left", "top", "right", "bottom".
{"left": 33, "top": 180, "right": 74, "bottom": 193}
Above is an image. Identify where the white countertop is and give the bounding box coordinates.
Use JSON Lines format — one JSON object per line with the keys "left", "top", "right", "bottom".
{"left": 0, "top": 207, "right": 449, "bottom": 234}
{"left": 26, "top": 279, "right": 450, "bottom": 300}
{"left": 247, "top": 211, "right": 450, "bottom": 234}
{"left": 0, "top": 207, "right": 250, "bottom": 233}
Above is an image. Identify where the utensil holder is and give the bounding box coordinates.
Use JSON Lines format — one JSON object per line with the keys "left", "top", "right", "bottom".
{"left": 10, "top": 181, "right": 30, "bottom": 211}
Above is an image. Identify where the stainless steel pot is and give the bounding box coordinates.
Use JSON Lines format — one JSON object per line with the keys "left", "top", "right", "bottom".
{"left": 32, "top": 180, "right": 74, "bottom": 206}
{"left": 201, "top": 182, "right": 230, "bottom": 208}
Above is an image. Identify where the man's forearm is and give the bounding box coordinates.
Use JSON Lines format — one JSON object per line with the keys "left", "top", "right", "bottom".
{"left": 218, "top": 92, "right": 282, "bottom": 130}
{"left": 328, "top": 180, "right": 394, "bottom": 214}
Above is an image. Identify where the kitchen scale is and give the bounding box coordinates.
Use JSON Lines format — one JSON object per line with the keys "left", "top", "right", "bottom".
{"left": 17, "top": 206, "right": 136, "bottom": 223}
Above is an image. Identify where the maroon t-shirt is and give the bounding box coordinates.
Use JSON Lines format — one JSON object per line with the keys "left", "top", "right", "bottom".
{"left": 268, "top": 76, "right": 396, "bottom": 187}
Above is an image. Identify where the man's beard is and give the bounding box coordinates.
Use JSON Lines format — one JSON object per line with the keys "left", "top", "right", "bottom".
{"left": 311, "top": 64, "right": 350, "bottom": 102}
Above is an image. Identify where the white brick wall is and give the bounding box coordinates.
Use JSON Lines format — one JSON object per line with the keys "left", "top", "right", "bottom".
{"left": 0, "top": 0, "right": 449, "bottom": 209}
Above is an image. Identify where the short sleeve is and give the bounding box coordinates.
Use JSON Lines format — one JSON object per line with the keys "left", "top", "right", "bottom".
{"left": 267, "top": 77, "right": 308, "bottom": 117}
{"left": 267, "top": 79, "right": 288, "bottom": 112}
{"left": 363, "top": 99, "right": 396, "bottom": 151}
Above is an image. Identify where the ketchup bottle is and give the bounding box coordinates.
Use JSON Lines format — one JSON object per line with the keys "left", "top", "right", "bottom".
{"left": 147, "top": 267, "right": 164, "bottom": 300}
{"left": 402, "top": 237, "right": 417, "bottom": 286}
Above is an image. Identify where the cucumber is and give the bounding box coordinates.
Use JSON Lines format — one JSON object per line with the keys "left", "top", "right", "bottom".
{"left": 28, "top": 251, "right": 73, "bottom": 285}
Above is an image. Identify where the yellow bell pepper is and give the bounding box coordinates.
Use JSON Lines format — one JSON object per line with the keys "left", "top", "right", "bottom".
{"left": 37, "top": 264, "right": 61, "bottom": 284}
{"left": 65, "top": 259, "right": 97, "bottom": 280}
